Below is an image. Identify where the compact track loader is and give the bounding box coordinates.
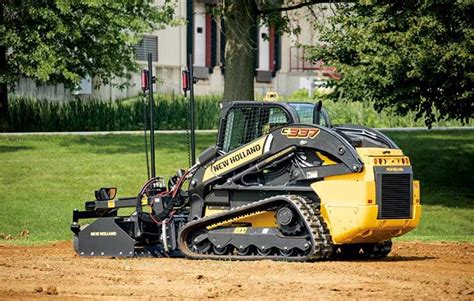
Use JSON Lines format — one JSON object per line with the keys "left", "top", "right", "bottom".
{"left": 71, "top": 98, "right": 421, "bottom": 261}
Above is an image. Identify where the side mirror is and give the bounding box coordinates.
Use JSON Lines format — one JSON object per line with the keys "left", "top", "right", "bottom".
{"left": 313, "top": 100, "right": 322, "bottom": 125}
{"left": 95, "top": 187, "right": 117, "bottom": 201}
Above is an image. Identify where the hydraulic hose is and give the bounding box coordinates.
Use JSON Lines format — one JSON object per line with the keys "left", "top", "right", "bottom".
{"left": 135, "top": 169, "right": 192, "bottom": 224}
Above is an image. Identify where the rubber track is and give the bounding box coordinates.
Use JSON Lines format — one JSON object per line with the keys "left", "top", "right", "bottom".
{"left": 332, "top": 240, "right": 392, "bottom": 260}
{"left": 178, "top": 195, "right": 333, "bottom": 261}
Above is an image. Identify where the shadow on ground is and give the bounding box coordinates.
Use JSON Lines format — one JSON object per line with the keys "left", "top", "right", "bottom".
{"left": 0, "top": 146, "right": 33, "bottom": 153}
{"left": 57, "top": 134, "right": 217, "bottom": 155}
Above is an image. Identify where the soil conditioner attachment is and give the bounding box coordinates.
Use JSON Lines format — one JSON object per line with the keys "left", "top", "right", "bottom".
{"left": 71, "top": 59, "right": 421, "bottom": 261}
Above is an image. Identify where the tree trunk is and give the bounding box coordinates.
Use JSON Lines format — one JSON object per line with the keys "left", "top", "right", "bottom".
{"left": 0, "top": 4, "right": 9, "bottom": 131}
{"left": 0, "top": 48, "right": 8, "bottom": 131}
{"left": 223, "top": 0, "right": 258, "bottom": 101}
{"left": 0, "top": 82, "right": 7, "bottom": 132}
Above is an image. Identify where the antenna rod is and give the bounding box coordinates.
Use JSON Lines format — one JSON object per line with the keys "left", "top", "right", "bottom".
{"left": 141, "top": 69, "right": 150, "bottom": 179}
{"left": 143, "top": 94, "right": 150, "bottom": 179}
{"left": 188, "top": 54, "right": 196, "bottom": 165}
{"left": 148, "top": 53, "right": 156, "bottom": 178}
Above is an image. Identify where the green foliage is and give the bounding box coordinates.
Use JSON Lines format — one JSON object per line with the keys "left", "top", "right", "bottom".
{"left": 8, "top": 91, "right": 470, "bottom": 132}
{"left": 287, "top": 89, "right": 469, "bottom": 127}
{"left": 8, "top": 95, "right": 221, "bottom": 132}
{"left": 0, "top": 1, "right": 175, "bottom": 87}
{"left": 0, "top": 131, "right": 472, "bottom": 244}
{"left": 306, "top": 1, "right": 473, "bottom": 127}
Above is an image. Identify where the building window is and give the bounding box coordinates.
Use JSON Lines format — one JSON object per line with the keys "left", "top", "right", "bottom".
{"left": 289, "top": 46, "right": 340, "bottom": 79}
{"left": 135, "top": 35, "right": 158, "bottom": 61}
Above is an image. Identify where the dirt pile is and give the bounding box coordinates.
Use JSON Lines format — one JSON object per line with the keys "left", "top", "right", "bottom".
{"left": 0, "top": 241, "right": 472, "bottom": 299}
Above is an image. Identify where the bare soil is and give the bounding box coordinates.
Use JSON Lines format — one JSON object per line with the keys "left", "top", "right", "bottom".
{"left": 0, "top": 241, "right": 472, "bottom": 300}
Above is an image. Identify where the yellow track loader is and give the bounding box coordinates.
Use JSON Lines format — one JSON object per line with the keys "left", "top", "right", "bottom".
{"left": 71, "top": 99, "right": 421, "bottom": 261}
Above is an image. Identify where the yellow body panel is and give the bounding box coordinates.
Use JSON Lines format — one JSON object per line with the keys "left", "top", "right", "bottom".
{"left": 316, "top": 151, "right": 337, "bottom": 165}
{"left": 202, "top": 148, "right": 420, "bottom": 245}
{"left": 413, "top": 180, "right": 421, "bottom": 204}
{"left": 263, "top": 91, "right": 279, "bottom": 101}
{"left": 205, "top": 208, "right": 277, "bottom": 230}
{"left": 313, "top": 147, "right": 421, "bottom": 244}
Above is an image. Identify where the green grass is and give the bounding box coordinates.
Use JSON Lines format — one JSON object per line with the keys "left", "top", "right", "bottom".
{"left": 0, "top": 133, "right": 216, "bottom": 244}
{"left": 387, "top": 130, "right": 474, "bottom": 242}
{"left": 0, "top": 130, "right": 472, "bottom": 244}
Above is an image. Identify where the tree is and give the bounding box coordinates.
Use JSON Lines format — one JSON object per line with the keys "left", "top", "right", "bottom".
{"left": 221, "top": 0, "right": 258, "bottom": 101}
{"left": 306, "top": 1, "right": 473, "bottom": 127}
{"left": 0, "top": 0, "right": 175, "bottom": 131}
{"left": 215, "top": 0, "right": 328, "bottom": 101}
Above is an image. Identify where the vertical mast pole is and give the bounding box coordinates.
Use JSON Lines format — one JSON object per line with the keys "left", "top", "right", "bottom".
{"left": 188, "top": 54, "right": 196, "bottom": 165}
{"left": 148, "top": 53, "right": 156, "bottom": 178}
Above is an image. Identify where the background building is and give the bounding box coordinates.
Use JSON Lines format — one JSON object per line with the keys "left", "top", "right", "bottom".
{"left": 13, "top": 1, "right": 337, "bottom": 101}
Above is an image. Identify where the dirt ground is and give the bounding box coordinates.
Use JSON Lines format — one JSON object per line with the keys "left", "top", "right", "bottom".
{"left": 0, "top": 241, "right": 472, "bottom": 300}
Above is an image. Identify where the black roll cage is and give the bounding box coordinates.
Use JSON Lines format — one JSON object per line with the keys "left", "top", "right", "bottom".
{"left": 216, "top": 101, "right": 331, "bottom": 150}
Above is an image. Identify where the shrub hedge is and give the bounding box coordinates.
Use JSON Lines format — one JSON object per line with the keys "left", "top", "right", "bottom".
{"left": 8, "top": 92, "right": 467, "bottom": 132}
{"left": 8, "top": 94, "right": 221, "bottom": 131}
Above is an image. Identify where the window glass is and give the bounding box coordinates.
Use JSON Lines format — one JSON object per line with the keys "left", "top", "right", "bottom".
{"left": 290, "top": 103, "right": 314, "bottom": 124}
{"left": 135, "top": 36, "right": 158, "bottom": 61}
{"left": 289, "top": 103, "right": 328, "bottom": 127}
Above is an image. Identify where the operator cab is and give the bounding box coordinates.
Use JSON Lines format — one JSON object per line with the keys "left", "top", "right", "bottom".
{"left": 216, "top": 100, "right": 331, "bottom": 153}
{"left": 289, "top": 102, "right": 331, "bottom": 128}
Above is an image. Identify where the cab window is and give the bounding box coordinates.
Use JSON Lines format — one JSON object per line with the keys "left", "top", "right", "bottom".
{"left": 221, "top": 106, "right": 290, "bottom": 152}
{"left": 289, "top": 103, "right": 329, "bottom": 127}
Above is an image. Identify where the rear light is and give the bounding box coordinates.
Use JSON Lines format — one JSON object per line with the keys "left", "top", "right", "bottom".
{"left": 372, "top": 157, "right": 410, "bottom": 165}
{"left": 182, "top": 70, "right": 190, "bottom": 92}
{"left": 141, "top": 69, "right": 149, "bottom": 92}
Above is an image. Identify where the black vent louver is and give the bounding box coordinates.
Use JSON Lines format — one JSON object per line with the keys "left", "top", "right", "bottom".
{"left": 376, "top": 168, "right": 412, "bottom": 219}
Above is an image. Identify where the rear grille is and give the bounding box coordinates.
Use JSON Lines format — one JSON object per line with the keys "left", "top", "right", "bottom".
{"left": 379, "top": 173, "right": 412, "bottom": 219}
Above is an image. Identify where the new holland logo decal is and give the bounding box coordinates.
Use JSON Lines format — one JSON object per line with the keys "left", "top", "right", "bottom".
{"left": 281, "top": 128, "right": 320, "bottom": 139}
{"left": 386, "top": 167, "right": 404, "bottom": 172}
{"left": 212, "top": 144, "right": 261, "bottom": 172}
{"left": 202, "top": 137, "right": 266, "bottom": 182}
{"left": 90, "top": 231, "right": 117, "bottom": 237}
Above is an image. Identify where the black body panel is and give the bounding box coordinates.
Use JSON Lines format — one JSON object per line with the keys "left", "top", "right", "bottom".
{"left": 76, "top": 217, "right": 135, "bottom": 257}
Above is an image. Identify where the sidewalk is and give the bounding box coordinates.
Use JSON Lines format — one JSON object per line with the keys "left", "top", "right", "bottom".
{"left": 0, "top": 129, "right": 218, "bottom": 136}
{"left": 0, "top": 127, "right": 472, "bottom": 136}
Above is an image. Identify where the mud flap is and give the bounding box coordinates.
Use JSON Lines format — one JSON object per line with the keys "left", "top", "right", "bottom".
{"left": 77, "top": 217, "right": 135, "bottom": 257}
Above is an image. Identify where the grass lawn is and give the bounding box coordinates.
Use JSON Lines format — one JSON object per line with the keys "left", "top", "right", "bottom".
{"left": 0, "top": 130, "right": 472, "bottom": 244}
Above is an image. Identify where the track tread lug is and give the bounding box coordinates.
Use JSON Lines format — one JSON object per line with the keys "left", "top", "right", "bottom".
{"left": 178, "top": 195, "right": 333, "bottom": 261}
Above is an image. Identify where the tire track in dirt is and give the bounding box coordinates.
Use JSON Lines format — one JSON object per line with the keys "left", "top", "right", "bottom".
{"left": 0, "top": 241, "right": 472, "bottom": 300}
